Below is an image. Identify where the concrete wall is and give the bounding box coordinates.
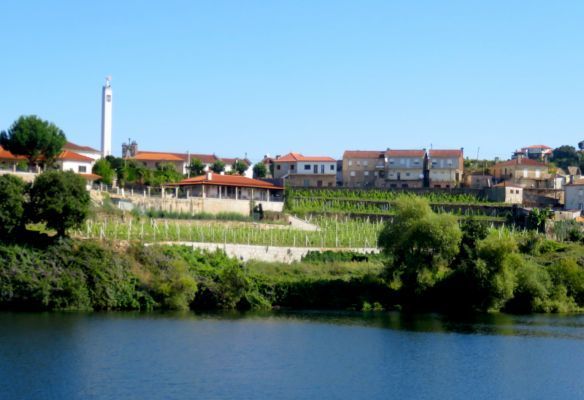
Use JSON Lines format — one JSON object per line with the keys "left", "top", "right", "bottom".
{"left": 152, "top": 241, "right": 379, "bottom": 263}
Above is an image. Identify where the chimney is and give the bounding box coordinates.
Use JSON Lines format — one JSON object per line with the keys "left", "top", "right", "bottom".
{"left": 206, "top": 172, "right": 212, "bottom": 180}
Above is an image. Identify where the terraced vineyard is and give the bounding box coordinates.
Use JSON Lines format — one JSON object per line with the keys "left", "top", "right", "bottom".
{"left": 286, "top": 188, "right": 510, "bottom": 221}
{"left": 81, "top": 216, "right": 382, "bottom": 249}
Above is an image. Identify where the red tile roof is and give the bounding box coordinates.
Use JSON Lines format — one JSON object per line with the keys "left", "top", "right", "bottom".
{"left": 133, "top": 152, "right": 185, "bottom": 162}
{"left": 171, "top": 173, "right": 283, "bottom": 190}
{"left": 524, "top": 144, "right": 552, "bottom": 149}
{"left": 386, "top": 149, "right": 425, "bottom": 157}
{"left": 429, "top": 149, "right": 463, "bottom": 157}
{"left": 58, "top": 150, "right": 94, "bottom": 162}
{"left": 65, "top": 141, "right": 100, "bottom": 153}
{"left": 493, "top": 158, "right": 548, "bottom": 168}
{"left": 0, "top": 146, "right": 92, "bottom": 162}
{"left": 343, "top": 150, "right": 385, "bottom": 159}
{"left": 0, "top": 146, "right": 26, "bottom": 160}
{"left": 79, "top": 173, "right": 102, "bottom": 181}
{"left": 276, "top": 152, "right": 336, "bottom": 163}
{"left": 189, "top": 153, "right": 218, "bottom": 164}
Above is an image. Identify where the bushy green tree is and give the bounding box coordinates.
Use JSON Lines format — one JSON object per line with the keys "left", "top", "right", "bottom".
{"left": 211, "top": 159, "right": 225, "bottom": 173}
{"left": 253, "top": 162, "right": 267, "bottom": 179}
{"left": 232, "top": 160, "right": 248, "bottom": 175}
{"left": 550, "top": 145, "right": 580, "bottom": 170}
{"left": 29, "top": 171, "right": 90, "bottom": 237}
{"left": 188, "top": 158, "right": 205, "bottom": 176}
{"left": 0, "top": 115, "right": 66, "bottom": 168}
{"left": 378, "top": 196, "right": 461, "bottom": 297}
{"left": 0, "top": 175, "right": 27, "bottom": 238}
{"left": 92, "top": 158, "right": 115, "bottom": 185}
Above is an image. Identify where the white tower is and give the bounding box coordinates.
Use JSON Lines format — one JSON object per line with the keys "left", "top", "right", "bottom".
{"left": 101, "top": 76, "right": 113, "bottom": 157}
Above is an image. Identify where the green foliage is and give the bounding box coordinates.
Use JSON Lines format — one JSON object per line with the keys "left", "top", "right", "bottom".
{"left": 0, "top": 115, "right": 66, "bottom": 168}
{"left": 130, "top": 245, "right": 198, "bottom": 310}
{"left": 211, "top": 159, "right": 225, "bottom": 173}
{"left": 92, "top": 158, "right": 115, "bottom": 185}
{"left": 0, "top": 174, "right": 27, "bottom": 238}
{"left": 145, "top": 163, "right": 183, "bottom": 186}
{"left": 232, "top": 160, "right": 248, "bottom": 175}
{"left": 143, "top": 209, "right": 252, "bottom": 221}
{"left": 379, "top": 197, "right": 462, "bottom": 296}
{"left": 550, "top": 145, "right": 581, "bottom": 170}
{"left": 253, "top": 162, "right": 267, "bottom": 178}
{"left": 188, "top": 158, "right": 205, "bottom": 176}
{"left": 29, "top": 170, "right": 90, "bottom": 236}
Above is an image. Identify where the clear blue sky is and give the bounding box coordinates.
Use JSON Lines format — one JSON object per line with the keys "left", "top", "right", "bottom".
{"left": 1, "top": 1, "right": 583, "bottom": 162}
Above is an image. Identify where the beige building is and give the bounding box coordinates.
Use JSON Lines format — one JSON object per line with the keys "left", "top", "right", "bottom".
{"left": 491, "top": 158, "right": 550, "bottom": 188}
{"left": 385, "top": 149, "right": 426, "bottom": 188}
{"left": 428, "top": 149, "right": 464, "bottom": 188}
{"left": 565, "top": 180, "right": 584, "bottom": 211}
{"left": 273, "top": 152, "right": 337, "bottom": 187}
{"left": 342, "top": 150, "right": 385, "bottom": 188}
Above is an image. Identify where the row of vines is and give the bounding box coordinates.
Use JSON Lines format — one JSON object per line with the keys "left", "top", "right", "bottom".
{"left": 81, "top": 217, "right": 383, "bottom": 249}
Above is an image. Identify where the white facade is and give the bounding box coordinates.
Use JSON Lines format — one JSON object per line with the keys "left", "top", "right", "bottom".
{"left": 101, "top": 77, "right": 113, "bottom": 157}
{"left": 58, "top": 159, "right": 95, "bottom": 174}
{"left": 565, "top": 185, "right": 584, "bottom": 211}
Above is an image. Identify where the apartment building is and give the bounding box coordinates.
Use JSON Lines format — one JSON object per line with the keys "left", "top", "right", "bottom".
{"left": 342, "top": 150, "right": 385, "bottom": 188}
{"left": 273, "top": 152, "right": 336, "bottom": 187}
{"left": 385, "top": 149, "right": 427, "bottom": 188}
{"left": 428, "top": 149, "right": 464, "bottom": 188}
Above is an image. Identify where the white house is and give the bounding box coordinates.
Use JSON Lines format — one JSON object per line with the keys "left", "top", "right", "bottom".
{"left": 565, "top": 180, "right": 584, "bottom": 212}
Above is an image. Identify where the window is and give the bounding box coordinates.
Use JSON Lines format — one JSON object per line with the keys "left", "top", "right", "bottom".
{"left": 330, "top": 165, "right": 334, "bottom": 171}
{"left": 364, "top": 171, "right": 369, "bottom": 176}
{"left": 414, "top": 159, "right": 420, "bottom": 165}
{"left": 447, "top": 160, "right": 453, "bottom": 166}
{"left": 405, "top": 172, "right": 410, "bottom": 177}
{"left": 348, "top": 160, "right": 353, "bottom": 166}
{"left": 303, "top": 179, "right": 310, "bottom": 187}
{"left": 304, "top": 164, "right": 311, "bottom": 170}
{"left": 363, "top": 160, "right": 368, "bottom": 166}
{"left": 277, "top": 165, "right": 281, "bottom": 170}
{"left": 400, "top": 159, "right": 405, "bottom": 165}
{"left": 350, "top": 171, "right": 356, "bottom": 177}
{"left": 290, "top": 164, "right": 295, "bottom": 170}
{"left": 78, "top": 166, "right": 87, "bottom": 173}
{"left": 389, "top": 159, "right": 395, "bottom": 165}
{"left": 320, "top": 164, "right": 325, "bottom": 174}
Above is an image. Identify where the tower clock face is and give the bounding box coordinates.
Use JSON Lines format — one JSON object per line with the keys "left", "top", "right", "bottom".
{"left": 106, "top": 95, "right": 111, "bottom": 102}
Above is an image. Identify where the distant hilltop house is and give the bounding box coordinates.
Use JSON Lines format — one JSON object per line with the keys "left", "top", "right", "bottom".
{"left": 123, "top": 143, "right": 252, "bottom": 178}
{"left": 273, "top": 152, "right": 337, "bottom": 187}
{"left": 341, "top": 148, "right": 463, "bottom": 188}
{"left": 512, "top": 144, "right": 553, "bottom": 163}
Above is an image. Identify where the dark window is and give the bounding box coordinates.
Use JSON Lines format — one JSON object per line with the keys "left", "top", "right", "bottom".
{"left": 277, "top": 165, "right": 281, "bottom": 170}
{"left": 78, "top": 166, "right": 87, "bottom": 173}
{"left": 290, "top": 165, "right": 295, "bottom": 170}
{"left": 304, "top": 165, "right": 311, "bottom": 170}
{"left": 330, "top": 165, "right": 334, "bottom": 170}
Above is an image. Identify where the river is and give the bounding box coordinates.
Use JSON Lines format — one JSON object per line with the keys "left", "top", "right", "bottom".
{"left": 0, "top": 311, "right": 583, "bottom": 399}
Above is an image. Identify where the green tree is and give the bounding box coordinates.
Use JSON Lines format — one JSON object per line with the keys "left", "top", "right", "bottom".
{"left": 0, "top": 115, "right": 66, "bottom": 169}
{"left": 145, "top": 163, "right": 182, "bottom": 186}
{"left": 29, "top": 171, "right": 90, "bottom": 237}
{"left": 211, "top": 160, "right": 225, "bottom": 173}
{"left": 233, "top": 160, "right": 248, "bottom": 175}
{"left": 550, "top": 145, "right": 580, "bottom": 170}
{"left": 188, "top": 158, "right": 205, "bottom": 176}
{"left": 0, "top": 175, "right": 27, "bottom": 238}
{"left": 253, "top": 162, "right": 267, "bottom": 179}
{"left": 92, "top": 159, "right": 115, "bottom": 185}
{"left": 378, "top": 196, "right": 462, "bottom": 298}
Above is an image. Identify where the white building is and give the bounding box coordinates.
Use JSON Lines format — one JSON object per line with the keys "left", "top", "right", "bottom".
{"left": 565, "top": 180, "right": 584, "bottom": 212}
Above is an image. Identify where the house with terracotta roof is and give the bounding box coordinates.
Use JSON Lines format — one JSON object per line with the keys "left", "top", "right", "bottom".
{"left": 342, "top": 150, "right": 385, "bottom": 188}
{"left": 273, "top": 152, "right": 337, "bottom": 187}
{"left": 0, "top": 145, "right": 95, "bottom": 175}
{"left": 491, "top": 158, "right": 551, "bottom": 188}
{"left": 428, "top": 149, "right": 464, "bottom": 188}
{"left": 385, "top": 149, "right": 427, "bottom": 188}
{"left": 64, "top": 141, "right": 101, "bottom": 160}
{"left": 128, "top": 149, "right": 252, "bottom": 177}
{"left": 158, "top": 172, "right": 284, "bottom": 215}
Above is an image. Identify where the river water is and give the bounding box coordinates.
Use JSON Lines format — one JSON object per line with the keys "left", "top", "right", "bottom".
{"left": 0, "top": 311, "right": 583, "bottom": 400}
